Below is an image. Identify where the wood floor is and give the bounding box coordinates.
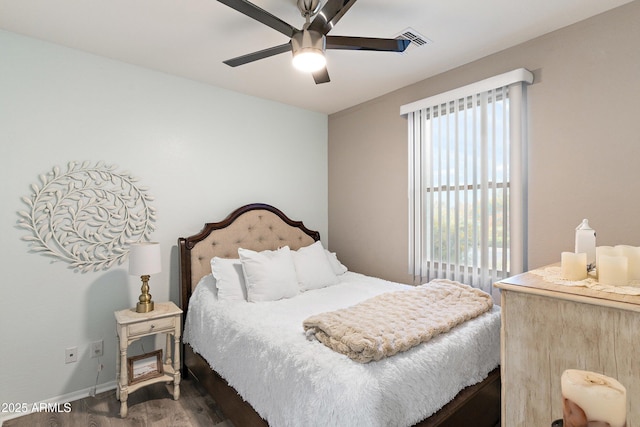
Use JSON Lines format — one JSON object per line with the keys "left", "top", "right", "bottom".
{"left": 2, "top": 378, "right": 232, "bottom": 427}
{"left": 3, "top": 378, "right": 502, "bottom": 427}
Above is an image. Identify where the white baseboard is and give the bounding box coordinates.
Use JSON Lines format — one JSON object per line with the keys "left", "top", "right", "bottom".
{"left": 0, "top": 381, "right": 117, "bottom": 425}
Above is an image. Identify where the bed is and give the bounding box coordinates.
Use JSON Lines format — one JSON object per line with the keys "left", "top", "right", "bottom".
{"left": 178, "top": 203, "right": 501, "bottom": 427}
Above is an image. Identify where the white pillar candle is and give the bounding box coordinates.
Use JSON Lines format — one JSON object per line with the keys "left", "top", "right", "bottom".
{"left": 616, "top": 245, "right": 640, "bottom": 282}
{"left": 595, "top": 246, "right": 623, "bottom": 271}
{"left": 561, "top": 369, "right": 626, "bottom": 427}
{"left": 598, "top": 255, "right": 628, "bottom": 286}
{"left": 561, "top": 252, "right": 588, "bottom": 281}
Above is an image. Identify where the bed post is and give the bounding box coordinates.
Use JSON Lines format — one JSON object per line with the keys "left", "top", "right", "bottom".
{"left": 178, "top": 236, "right": 192, "bottom": 377}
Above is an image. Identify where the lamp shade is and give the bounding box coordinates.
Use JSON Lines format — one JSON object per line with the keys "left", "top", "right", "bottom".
{"left": 128, "top": 242, "right": 161, "bottom": 276}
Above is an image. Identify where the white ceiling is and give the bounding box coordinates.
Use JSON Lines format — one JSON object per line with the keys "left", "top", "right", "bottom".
{"left": 0, "top": 0, "right": 634, "bottom": 114}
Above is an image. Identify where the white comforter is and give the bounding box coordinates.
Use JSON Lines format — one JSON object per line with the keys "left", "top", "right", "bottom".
{"left": 183, "top": 272, "right": 500, "bottom": 427}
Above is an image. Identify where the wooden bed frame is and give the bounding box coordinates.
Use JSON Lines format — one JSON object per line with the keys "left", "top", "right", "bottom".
{"left": 178, "top": 203, "right": 500, "bottom": 427}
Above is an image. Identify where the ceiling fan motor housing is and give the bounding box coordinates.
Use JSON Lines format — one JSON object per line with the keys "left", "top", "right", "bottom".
{"left": 292, "top": 30, "right": 326, "bottom": 55}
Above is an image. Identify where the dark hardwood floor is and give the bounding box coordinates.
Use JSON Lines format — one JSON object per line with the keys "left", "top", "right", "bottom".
{"left": 3, "top": 378, "right": 502, "bottom": 427}
{"left": 2, "top": 378, "right": 230, "bottom": 427}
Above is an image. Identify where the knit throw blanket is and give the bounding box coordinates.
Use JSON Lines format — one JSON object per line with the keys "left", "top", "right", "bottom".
{"left": 303, "top": 279, "right": 493, "bottom": 363}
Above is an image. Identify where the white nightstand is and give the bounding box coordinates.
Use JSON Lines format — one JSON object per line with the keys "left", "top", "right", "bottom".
{"left": 114, "top": 301, "right": 182, "bottom": 418}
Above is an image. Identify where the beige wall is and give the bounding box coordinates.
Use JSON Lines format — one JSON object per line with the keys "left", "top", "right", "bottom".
{"left": 328, "top": 1, "right": 640, "bottom": 284}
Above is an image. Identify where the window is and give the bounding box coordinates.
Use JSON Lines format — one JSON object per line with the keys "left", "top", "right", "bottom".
{"left": 401, "top": 69, "right": 533, "bottom": 294}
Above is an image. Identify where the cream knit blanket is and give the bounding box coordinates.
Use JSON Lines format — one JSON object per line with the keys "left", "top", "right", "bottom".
{"left": 303, "top": 279, "right": 493, "bottom": 363}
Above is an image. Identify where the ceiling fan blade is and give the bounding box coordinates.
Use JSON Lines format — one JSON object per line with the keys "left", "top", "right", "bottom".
{"left": 326, "top": 36, "right": 410, "bottom": 52}
{"left": 223, "top": 43, "right": 292, "bottom": 67}
{"left": 312, "top": 67, "right": 330, "bottom": 84}
{"left": 307, "top": 0, "right": 358, "bottom": 35}
{"left": 217, "top": 0, "right": 298, "bottom": 38}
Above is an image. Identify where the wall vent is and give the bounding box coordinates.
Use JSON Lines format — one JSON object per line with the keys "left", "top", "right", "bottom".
{"left": 395, "top": 27, "right": 432, "bottom": 54}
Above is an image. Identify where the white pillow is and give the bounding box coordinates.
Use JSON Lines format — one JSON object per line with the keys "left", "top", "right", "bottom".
{"left": 238, "top": 246, "right": 299, "bottom": 302}
{"left": 325, "top": 249, "right": 348, "bottom": 275}
{"left": 210, "top": 257, "right": 247, "bottom": 302}
{"left": 292, "top": 241, "right": 339, "bottom": 291}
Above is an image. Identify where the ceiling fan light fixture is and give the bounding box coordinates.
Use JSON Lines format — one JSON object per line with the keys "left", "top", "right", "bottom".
{"left": 291, "top": 30, "right": 326, "bottom": 72}
{"left": 292, "top": 49, "right": 326, "bottom": 72}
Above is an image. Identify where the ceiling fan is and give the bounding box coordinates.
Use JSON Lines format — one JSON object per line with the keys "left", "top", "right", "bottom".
{"left": 217, "top": 0, "right": 411, "bottom": 84}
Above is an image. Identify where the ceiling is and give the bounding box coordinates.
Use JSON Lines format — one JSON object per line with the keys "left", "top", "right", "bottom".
{"left": 0, "top": 0, "right": 634, "bottom": 114}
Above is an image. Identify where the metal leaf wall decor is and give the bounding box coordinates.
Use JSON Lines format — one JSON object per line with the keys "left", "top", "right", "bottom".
{"left": 17, "top": 161, "right": 157, "bottom": 272}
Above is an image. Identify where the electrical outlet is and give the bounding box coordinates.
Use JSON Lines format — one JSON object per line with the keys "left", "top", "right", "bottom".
{"left": 90, "top": 340, "right": 103, "bottom": 358}
{"left": 65, "top": 347, "right": 78, "bottom": 364}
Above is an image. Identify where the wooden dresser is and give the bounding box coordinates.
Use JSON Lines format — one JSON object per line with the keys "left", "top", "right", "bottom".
{"left": 495, "top": 266, "right": 639, "bottom": 426}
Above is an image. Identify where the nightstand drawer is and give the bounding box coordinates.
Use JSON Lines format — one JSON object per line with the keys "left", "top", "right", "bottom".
{"left": 128, "top": 317, "right": 175, "bottom": 337}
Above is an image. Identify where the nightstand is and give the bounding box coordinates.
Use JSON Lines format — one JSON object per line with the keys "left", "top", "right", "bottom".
{"left": 114, "top": 301, "right": 182, "bottom": 418}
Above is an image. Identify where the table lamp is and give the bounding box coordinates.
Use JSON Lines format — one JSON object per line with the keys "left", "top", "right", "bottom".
{"left": 128, "top": 242, "right": 161, "bottom": 313}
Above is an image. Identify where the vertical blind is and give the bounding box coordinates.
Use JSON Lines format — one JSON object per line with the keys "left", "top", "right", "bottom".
{"left": 401, "top": 69, "right": 533, "bottom": 293}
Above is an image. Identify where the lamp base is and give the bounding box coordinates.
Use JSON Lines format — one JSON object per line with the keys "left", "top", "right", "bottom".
{"left": 136, "top": 300, "right": 154, "bottom": 313}
{"left": 136, "top": 274, "right": 154, "bottom": 313}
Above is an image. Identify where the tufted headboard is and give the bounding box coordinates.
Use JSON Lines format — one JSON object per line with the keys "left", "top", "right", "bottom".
{"left": 178, "top": 203, "right": 320, "bottom": 315}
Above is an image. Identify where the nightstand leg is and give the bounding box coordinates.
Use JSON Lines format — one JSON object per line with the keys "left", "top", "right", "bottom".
{"left": 115, "top": 337, "right": 120, "bottom": 400}
{"left": 120, "top": 398, "right": 128, "bottom": 418}
{"left": 173, "top": 333, "right": 181, "bottom": 400}
{"left": 165, "top": 333, "right": 172, "bottom": 366}
{"left": 119, "top": 348, "right": 128, "bottom": 417}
